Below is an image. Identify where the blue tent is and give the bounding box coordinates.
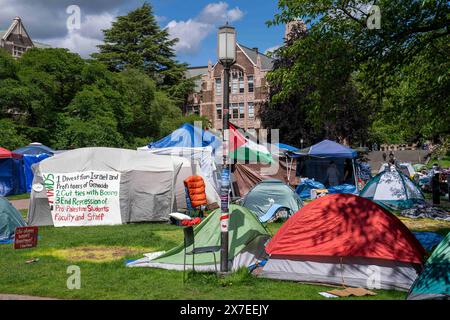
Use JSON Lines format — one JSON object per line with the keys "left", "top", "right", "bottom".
{"left": 148, "top": 123, "right": 221, "bottom": 153}
{"left": 14, "top": 143, "right": 54, "bottom": 193}
{"left": 14, "top": 143, "right": 54, "bottom": 155}
{"left": 0, "top": 148, "right": 26, "bottom": 196}
{"left": 291, "top": 140, "right": 358, "bottom": 191}
{"left": 22, "top": 154, "right": 51, "bottom": 192}
{"left": 291, "top": 139, "right": 357, "bottom": 158}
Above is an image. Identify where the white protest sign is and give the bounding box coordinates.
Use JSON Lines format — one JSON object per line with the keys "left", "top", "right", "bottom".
{"left": 41, "top": 171, "right": 122, "bottom": 227}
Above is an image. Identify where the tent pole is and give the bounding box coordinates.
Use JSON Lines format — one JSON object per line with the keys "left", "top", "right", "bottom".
{"left": 352, "top": 159, "right": 358, "bottom": 192}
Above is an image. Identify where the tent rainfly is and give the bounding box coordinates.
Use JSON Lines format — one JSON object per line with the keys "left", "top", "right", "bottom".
{"left": 260, "top": 194, "right": 426, "bottom": 291}
{"left": 14, "top": 143, "right": 55, "bottom": 193}
{"left": 127, "top": 204, "right": 269, "bottom": 271}
{"left": 242, "top": 179, "right": 303, "bottom": 220}
{"left": 148, "top": 123, "right": 221, "bottom": 154}
{"left": 0, "top": 196, "right": 26, "bottom": 242}
{"left": 0, "top": 147, "right": 25, "bottom": 196}
{"left": 359, "top": 168, "right": 425, "bottom": 210}
{"left": 407, "top": 232, "right": 450, "bottom": 300}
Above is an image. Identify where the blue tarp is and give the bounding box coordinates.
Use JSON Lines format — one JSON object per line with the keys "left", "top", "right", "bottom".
{"left": 0, "top": 158, "right": 26, "bottom": 196}
{"left": 328, "top": 184, "right": 357, "bottom": 195}
{"left": 23, "top": 154, "right": 51, "bottom": 192}
{"left": 148, "top": 123, "right": 221, "bottom": 153}
{"left": 413, "top": 232, "right": 444, "bottom": 252}
{"left": 290, "top": 139, "right": 357, "bottom": 158}
{"left": 14, "top": 144, "right": 54, "bottom": 155}
{"left": 295, "top": 179, "right": 325, "bottom": 199}
{"left": 275, "top": 143, "right": 299, "bottom": 153}
{"left": 13, "top": 144, "right": 54, "bottom": 193}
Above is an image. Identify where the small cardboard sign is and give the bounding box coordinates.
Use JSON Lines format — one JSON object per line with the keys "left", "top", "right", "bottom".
{"left": 14, "top": 226, "right": 38, "bottom": 249}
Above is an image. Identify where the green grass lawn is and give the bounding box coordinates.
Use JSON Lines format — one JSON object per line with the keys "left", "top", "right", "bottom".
{"left": 0, "top": 219, "right": 414, "bottom": 300}
{"left": 1, "top": 201, "right": 449, "bottom": 300}
{"left": 427, "top": 155, "right": 450, "bottom": 169}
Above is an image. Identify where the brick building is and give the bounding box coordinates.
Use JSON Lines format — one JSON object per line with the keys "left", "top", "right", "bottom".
{"left": 185, "top": 43, "right": 274, "bottom": 132}
{"left": 0, "top": 17, "right": 50, "bottom": 59}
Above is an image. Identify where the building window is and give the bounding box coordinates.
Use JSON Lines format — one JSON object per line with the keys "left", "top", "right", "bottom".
{"left": 232, "top": 103, "right": 239, "bottom": 119}
{"left": 231, "top": 74, "right": 238, "bottom": 94}
{"left": 215, "top": 78, "right": 222, "bottom": 96}
{"left": 239, "top": 75, "right": 244, "bottom": 93}
{"left": 248, "top": 75, "right": 254, "bottom": 93}
{"left": 193, "top": 106, "right": 200, "bottom": 115}
{"left": 216, "top": 104, "right": 222, "bottom": 120}
{"left": 239, "top": 103, "right": 245, "bottom": 118}
{"left": 248, "top": 102, "right": 254, "bottom": 119}
{"left": 13, "top": 45, "right": 26, "bottom": 58}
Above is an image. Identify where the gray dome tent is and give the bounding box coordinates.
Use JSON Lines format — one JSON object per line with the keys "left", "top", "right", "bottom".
{"left": 242, "top": 179, "right": 303, "bottom": 222}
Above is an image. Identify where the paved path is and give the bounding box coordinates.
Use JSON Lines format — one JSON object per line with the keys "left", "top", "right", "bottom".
{"left": 0, "top": 293, "right": 58, "bottom": 300}
{"left": 9, "top": 198, "right": 30, "bottom": 210}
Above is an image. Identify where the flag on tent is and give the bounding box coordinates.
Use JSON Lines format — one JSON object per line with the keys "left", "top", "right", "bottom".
{"left": 228, "top": 123, "right": 273, "bottom": 164}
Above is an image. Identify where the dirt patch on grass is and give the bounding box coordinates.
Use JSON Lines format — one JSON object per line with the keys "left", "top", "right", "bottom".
{"left": 31, "top": 246, "right": 150, "bottom": 263}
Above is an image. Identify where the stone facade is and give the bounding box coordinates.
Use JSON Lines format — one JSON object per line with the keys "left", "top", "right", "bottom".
{"left": 186, "top": 43, "right": 274, "bottom": 132}
{"left": 0, "top": 17, "right": 50, "bottom": 58}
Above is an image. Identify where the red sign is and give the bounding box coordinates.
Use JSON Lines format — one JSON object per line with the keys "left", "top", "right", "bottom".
{"left": 14, "top": 226, "right": 38, "bottom": 249}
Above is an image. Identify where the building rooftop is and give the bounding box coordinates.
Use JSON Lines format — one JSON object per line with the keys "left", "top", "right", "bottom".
{"left": 238, "top": 44, "right": 274, "bottom": 71}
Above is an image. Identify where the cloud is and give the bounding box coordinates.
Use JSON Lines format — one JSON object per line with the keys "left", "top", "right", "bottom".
{"left": 0, "top": 0, "right": 133, "bottom": 57}
{"left": 264, "top": 45, "right": 281, "bottom": 55}
{"left": 165, "top": 2, "right": 245, "bottom": 55}
{"left": 44, "top": 31, "right": 103, "bottom": 58}
{"left": 34, "top": 12, "right": 115, "bottom": 58}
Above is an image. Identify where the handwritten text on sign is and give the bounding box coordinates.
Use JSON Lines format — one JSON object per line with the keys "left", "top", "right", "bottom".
{"left": 14, "top": 226, "right": 38, "bottom": 249}
{"left": 42, "top": 171, "right": 122, "bottom": 226}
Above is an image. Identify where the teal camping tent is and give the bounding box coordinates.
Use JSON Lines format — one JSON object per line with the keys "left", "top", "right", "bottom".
{"left": 0, "top": 197, "right": 26, "bottom": 242}
{"left": 360, "top": 167, "right": 425, "bottom": 210}
{"left": 242, "top": 179, "right": 303, "bottom": 221}
{"left": 407, "top": 232, "right": 450, "bottom": 300}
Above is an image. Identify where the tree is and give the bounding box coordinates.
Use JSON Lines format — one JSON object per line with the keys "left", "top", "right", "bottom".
{"left": 92, "top": 2, "right": 194, "bottom": 104}
{"left": 261, "top": 20, "right": 373, "bottom": 146}
{"left": 271, "top": 0, "right": 450, "bottom": 143}
{"left": 0, "top": 118, "right": 28, "bottom": 150}
{"left": 52, "top": 85, "right": 124, "bottom": 149}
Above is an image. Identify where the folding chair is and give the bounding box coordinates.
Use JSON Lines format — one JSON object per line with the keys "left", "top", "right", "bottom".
{"left": 183, "top": 226, "right": 220, "bottom": 282}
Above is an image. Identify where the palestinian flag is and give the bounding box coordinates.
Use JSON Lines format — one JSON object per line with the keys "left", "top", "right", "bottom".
{"left": 228, "top": 123, "right": 273, "bottom": 164}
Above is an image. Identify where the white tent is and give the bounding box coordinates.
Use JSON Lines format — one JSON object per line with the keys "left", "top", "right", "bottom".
{"left": 138, "top": 146, "right": 220, "bottom": 192}
{"left": 28, "top": 147, "right": 184, "bottom": 226}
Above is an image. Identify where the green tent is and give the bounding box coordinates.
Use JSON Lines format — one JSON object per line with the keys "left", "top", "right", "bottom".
{"left": 0, "top": 197, "right": 26, "bottom": 241}
{"left": 127, "top": 204, "right": 269, "bottom": 271}
{"left": 407, "top": 232, "right": 450, "bottom": 300}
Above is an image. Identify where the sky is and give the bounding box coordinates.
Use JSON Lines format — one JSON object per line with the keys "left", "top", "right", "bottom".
{"left": 0, "top": 0, "right": 286, "bottom": 67}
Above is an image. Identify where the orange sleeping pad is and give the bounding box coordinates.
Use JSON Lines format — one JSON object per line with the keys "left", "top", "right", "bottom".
{"left": 184, "top": 175, "right": 207, "bottom": 208}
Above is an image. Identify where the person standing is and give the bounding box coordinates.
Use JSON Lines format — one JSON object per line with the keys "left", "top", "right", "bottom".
{"left": 388, "top": 152, "right": 396, "bottom": 165}
{"left": 343, "top": 159, "right": 353, "bottom": 184}
{"left": 326, "top": 161, "right": 340, "bottom": 187}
